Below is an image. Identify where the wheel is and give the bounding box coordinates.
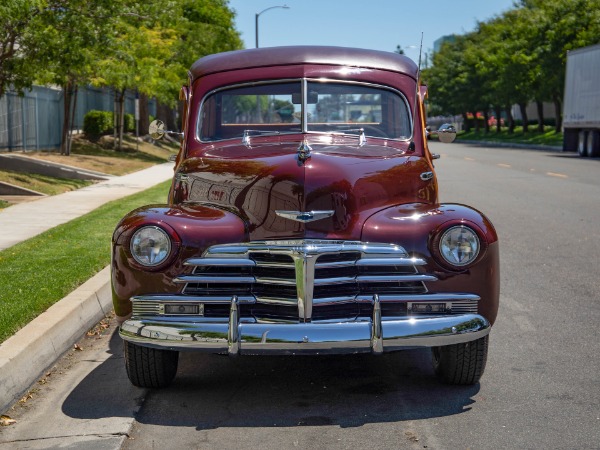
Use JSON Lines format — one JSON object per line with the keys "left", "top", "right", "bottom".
{"left": 577, "top": 131, "right": 588, "bottom": 157}
{"left": 431, "top": 335, "right": 489, "bottom": 385}
{"left": 124, "top": 340, "right": 179, "bottom": 388}
{"left": 588, "top": 130, "right": 600, "bottom": 157}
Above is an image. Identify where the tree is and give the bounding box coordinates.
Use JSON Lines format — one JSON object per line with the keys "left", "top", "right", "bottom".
{"left": 0, "top": 0, "right": 44, "bottom": 97}
{"left": 31, "top": 0, "right": 125, "bottom": 154}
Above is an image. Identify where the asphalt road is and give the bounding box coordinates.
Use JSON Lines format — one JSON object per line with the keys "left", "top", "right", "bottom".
{"left": 1, "top": 142, "right": 599, "bottom": 449}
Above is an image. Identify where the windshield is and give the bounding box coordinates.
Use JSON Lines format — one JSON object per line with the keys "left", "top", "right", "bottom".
{"left": 198, "top": 80, "right": 411, "bottom": 142}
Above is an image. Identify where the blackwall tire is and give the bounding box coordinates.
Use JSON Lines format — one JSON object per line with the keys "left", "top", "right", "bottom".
{"left": 432, "top": 335, "right": 489, "bottom": 385}
{"left": 588, "top": 130, "right": 600, "bottom": 158}
{"left": 124, "top": 341, "right": 179, "bottom": 388}
{"left": 578, "top": 131, "right": 588, "bottom": 157}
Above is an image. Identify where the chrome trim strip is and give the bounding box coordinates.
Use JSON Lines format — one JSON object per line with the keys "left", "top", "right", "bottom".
{"left": 202, "top": 241, "right": 409, "bottom": 257}
{"left": 120, "top": 314, "right": 491, "bottom": 354}
{"left": 132, "top": 293, "right": 479, "bottom": 308}
{"left": 356, "top": 257, "right": 426, "bottom": 266}
{"left": 174, "top": 275, "right": 255, "bottom": 284}
{"left": 184, "top": 258, "right": 256, "bottom": 267}
{"left": 356, "top": 274, "right": 437, "bottom": 283}
{"left": 254, "top": 277, "right": 296, "bottom": 286}
{"left": 255, "top": 296, "right": 298, "bottom": 305}
{"left": 356, "top": 293, "right": 480, "bottom": 302}
{"left": 132, "top": 295, "right": 256, "bottom": 304}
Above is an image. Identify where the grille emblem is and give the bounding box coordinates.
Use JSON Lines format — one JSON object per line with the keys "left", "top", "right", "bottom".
{"left": 275, "top": 210, "right": 334, "bottom": 223}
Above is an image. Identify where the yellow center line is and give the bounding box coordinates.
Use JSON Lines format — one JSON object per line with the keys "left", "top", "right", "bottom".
{"left": 464, "top": 157, "right": 475, "bottom": 161}
{"left": 547, "top": 172, "right": 568, "bottom": 179}
{"left": 497, "top": 163, "right": 511, "bottom": 168}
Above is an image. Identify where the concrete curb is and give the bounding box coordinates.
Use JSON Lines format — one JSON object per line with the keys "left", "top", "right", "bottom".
{"left": 455, "top": 139, "right": 564, "bottom": 152}
{"left": 0, "top": 266, "right": 112, "bottom": 413}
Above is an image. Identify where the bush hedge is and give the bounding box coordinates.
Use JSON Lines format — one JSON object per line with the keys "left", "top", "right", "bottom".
{"left": 83, "top": 110, "right": 113, "bottom": 139}
{"left": 83, "top": 111, "right": 138, "bottom": 139}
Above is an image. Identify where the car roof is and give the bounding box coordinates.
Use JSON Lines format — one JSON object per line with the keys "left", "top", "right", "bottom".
{"left": 189, "top": 46, "right": 419, "bottom": 81}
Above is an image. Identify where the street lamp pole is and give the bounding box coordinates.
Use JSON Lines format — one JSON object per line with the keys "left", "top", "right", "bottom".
{"left": 255, "top": 5, "right": 290, "bottom": 48}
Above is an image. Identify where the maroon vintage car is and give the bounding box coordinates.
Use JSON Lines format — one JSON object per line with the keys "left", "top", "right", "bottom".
{"left": 112, "top": 46, "right": 499, "bottom": 388}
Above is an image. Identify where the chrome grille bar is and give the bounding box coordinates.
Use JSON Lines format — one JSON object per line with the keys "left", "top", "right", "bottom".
{"left": 141, "top": 240, "right": 482, "bottom": 322}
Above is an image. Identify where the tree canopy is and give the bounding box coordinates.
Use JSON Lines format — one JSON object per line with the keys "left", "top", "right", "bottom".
{"left": 422, "top": 0, "right": 600, "bottom": 132}
{"left": 0, "top": 0, "right": 243, "bottom": 151}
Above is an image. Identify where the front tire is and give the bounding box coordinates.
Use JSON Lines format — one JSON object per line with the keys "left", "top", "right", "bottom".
{"left": 124, "top": 341, "right": 179, "bottom": 388}
{"left": 432, "top": 335, "right": 489, "bottom": 385}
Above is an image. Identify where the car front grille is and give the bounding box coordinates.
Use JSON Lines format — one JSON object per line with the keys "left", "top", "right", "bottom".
{"left": 132, "top": 240, "right": 479, "bottom": 321}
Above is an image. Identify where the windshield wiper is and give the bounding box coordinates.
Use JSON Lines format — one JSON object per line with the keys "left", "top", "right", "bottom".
{"left": 242, "top": 129, "right": 282, "bottom": 147}
{"left": 326, "top": 128, "right": 366, "bottom": 147}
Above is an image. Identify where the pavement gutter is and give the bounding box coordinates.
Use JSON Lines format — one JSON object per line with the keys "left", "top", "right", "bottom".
{"left": 0, "top": 266, "right": 112, "bottom": 413}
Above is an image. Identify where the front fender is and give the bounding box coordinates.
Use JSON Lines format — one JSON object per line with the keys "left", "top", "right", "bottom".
{"left": 362, "top": 203, "right": 499, "bottom": 325}
{"left": 111, "top": 203, "right": 247, "bottom": 319}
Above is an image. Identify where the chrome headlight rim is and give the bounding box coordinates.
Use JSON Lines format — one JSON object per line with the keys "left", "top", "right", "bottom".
{"left": 129, "top": 225, "right": 173, "bottom": 268}
{"left": 432, "top": 223, "right": 484, "bottom": 270}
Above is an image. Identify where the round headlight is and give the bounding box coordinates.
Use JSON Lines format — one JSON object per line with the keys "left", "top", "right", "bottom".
{"left": 130, "top": 226, "right": 172, "bottom": 267}
{"left": 438, "top": 225, "right": 480, "bottom": 267}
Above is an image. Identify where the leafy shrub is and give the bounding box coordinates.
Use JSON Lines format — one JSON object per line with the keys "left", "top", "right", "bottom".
{"left": 83, "top": 110, "right": 113, "bottom": 140}
{"left": 124, "top": 113, "right": 135, "bottom": 132}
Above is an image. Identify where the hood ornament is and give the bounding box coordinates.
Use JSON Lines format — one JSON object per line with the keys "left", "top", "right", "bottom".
{"left": 297, "top": 140, "right": 312, "bottom": 162}
{"left": 276, "top": 210, "right": 334, "bottom": 223}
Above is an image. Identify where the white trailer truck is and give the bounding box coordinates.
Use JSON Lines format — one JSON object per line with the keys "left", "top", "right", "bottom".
{"left": 563, "top": 44, "right": 600, "bottom": 157}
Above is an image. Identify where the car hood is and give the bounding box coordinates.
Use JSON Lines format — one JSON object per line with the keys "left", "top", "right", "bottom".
{"left": 174, "top": 140, "right": 436, "bottom": 240}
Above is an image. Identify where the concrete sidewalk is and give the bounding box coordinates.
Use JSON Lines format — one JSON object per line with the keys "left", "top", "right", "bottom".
{"left": 0, "top": 162, "right": 174, "bottom": 251}
{"left": 0, "top": 162, "right": 174, "bottom": 412}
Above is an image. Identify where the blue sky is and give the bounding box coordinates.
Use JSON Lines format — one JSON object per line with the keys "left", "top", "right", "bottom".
{"left": 227, "top": 0, "right": 517, "bottom": 61}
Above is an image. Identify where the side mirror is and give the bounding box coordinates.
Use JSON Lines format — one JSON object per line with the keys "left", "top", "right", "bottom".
{"left": 149, "top": 119, "right": 166, "bottom": 140}
{"left": 149, "top": 119, "right": 183, "bottom": 140}
{"left": 436, "top": 124, "right": 457, "bottom": 143}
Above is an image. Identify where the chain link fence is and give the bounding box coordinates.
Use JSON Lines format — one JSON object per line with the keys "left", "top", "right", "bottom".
{"left": 0, "top": 85, "right": 156, "bottom": 152}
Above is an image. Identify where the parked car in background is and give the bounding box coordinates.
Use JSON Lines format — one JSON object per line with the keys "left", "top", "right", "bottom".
{"left": 112, "top": 46, "right": 500, "bottom": 388}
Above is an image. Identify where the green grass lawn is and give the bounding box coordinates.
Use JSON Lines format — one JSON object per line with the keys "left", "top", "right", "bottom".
{"left": 0, "top": 200, "right": 9, "bottom": 210}
{"left": 0, "top": 170, "right": 93, "bottom": 196}
{"left": 0, "top": 180, "right": 171, "bottom": 343}
{"left": 458, "top": 126, "right": 563, "bottom": 147}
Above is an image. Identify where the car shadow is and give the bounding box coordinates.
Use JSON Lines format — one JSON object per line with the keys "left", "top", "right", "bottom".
{"left": 62, "top": 327, "right": 480, "bottom": 429}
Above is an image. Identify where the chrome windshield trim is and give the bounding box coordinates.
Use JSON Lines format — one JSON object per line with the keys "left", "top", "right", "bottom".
{"left": 195, "top": 78, "right": 413, "bottom": 144}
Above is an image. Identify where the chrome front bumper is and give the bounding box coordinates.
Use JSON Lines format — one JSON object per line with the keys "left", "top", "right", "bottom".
{"left": 119, "top": 312, "right": 491, "bottom": 355}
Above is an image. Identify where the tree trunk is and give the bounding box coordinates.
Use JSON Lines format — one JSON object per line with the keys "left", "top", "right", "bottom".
{"left": 519, "top": 103, "right": 529, "bottom": 133}
{"left": 119, "top": 90, "right": 125, "bottom": 150}
{"left": 66, "top": 86, "right": 78, "bottom": 156}
{"left": 60, "top": 80, "right": 73, "bottom": 155}
{"left": 116, "top": 88, "right": 125, "bottom": 151}
{"left": 462, "top": 112, "right": 470, "bottom": 132}
{"left": 113, "top": 90, "right": 118, "bottom": 150}
{"left": 553, "top": 95, "right": 562, "bottom": 132}
{"left": 494, "top": 106, "right": 502, "bottom": 133}
{"left": 505, "top": 106, "right": 515, "bottom": 133}
{"left": 483, "top": 110, "right": 490, "bottom": 134}
{"left": 139, "top": 93, "right": 149, "bottom": 136}
{"left": 474, "top": 113, "right": 481, "bottom": 133}
{"left": 536, "top": 100, "right": 545, "bottom": 132}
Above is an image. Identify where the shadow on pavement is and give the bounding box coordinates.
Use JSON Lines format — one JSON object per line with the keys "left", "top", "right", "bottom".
{"left": 62, "top": 329, "right": 480, "bottom": 429}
